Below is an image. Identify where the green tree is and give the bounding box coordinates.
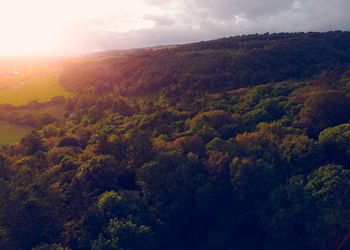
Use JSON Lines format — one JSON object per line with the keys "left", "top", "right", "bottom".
{"left": 319, "top": 123, "right": 350, "bottom": 164}
{"left": 76, "top": 155, "right": 123, "bottom": 193}
{"left": 298, "top": 90, "right": 350, "bottom": 137}
{"left": 20, "top": 131, "right": 44, "bottom": 155}
{"left": 92, "top": 218, "right": 156, "bottom": 250}
{"left": 262, "top": 165, "right": 350, "bottom": 250}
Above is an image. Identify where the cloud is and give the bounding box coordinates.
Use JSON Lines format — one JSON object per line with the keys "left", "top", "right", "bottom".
{"left": 0, "top": 0, "right": 348, "bottom": 55}
{"left": 75, "top": 0, "right": 350, "bottom": 53}
{"left": 143, "top": 14, "right": 175, "bottom": 26}
{"left": 194, "top": 0, "right": 297, "bottom": 19}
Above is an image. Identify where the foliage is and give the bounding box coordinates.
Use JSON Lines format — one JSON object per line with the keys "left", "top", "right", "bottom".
{"left": 1, "top": 32, "right": 350, "bottom": 250}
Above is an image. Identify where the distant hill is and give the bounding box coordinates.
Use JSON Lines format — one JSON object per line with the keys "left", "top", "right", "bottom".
{"left": 60, "top": 31, "right": 350, "bottom": 96}
{"left": 78, "top": 44, "right": 180, "bottom": 59}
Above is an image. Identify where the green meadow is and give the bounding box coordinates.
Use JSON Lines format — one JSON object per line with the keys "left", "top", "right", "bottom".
{"left": 0, "top": 72, "right": 73, "bottom": 106}
{"left": 0, "top": 121, "right": 33, "bottom": 145}
{"left": 0, "top": 105, "right": 65, "bottom": 144}
{"left": 0, "top": 59, "right": 74, "bottom": 144}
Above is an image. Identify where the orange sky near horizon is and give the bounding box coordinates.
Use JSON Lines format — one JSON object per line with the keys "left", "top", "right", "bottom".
{"left": 0, "top": 0, "right": 157, "bottom": 56}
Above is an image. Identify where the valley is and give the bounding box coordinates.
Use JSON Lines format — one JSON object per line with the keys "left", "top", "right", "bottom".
{"left": 1, "top": 32, "right": 350, "bottom": 250}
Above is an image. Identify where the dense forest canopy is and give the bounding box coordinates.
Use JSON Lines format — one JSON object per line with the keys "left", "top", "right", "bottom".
{"left": 60, "top": 31, "right": 350, "bottom": 96}
{"left": 1, "top": 31, "right": 350, "bottom": 250}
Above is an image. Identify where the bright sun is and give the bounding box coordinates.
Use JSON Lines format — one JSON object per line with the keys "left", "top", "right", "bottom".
{"left": 0, "top": 0, "right": 155, "bottom": 56}
{"left": 0, "top": 0, "right": 73, "bottom": 55}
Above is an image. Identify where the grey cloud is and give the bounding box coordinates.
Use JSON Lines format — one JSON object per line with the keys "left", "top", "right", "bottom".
{"left": 143, "top": 14, "right": 175, "bottom": 26}
{"left": 195, "top": 0, "right": 297, "bottom": 19}
{"left": 83, "top": 0, "right": 350, "bottom": 53}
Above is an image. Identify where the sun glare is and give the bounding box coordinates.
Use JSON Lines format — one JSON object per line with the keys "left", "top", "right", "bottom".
{"left": 0, "top": 0, "right": 70, "bottom": 55}
{"left": 0, "top": 0, "right": 155, "bottom": 56}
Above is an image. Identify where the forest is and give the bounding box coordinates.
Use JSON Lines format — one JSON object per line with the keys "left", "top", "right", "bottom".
{"left": 1, "top": 31, "right": 350, "bottom": 250}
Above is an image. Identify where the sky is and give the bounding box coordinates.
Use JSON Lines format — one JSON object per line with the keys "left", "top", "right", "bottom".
{"left": 0, "top": 0, "right": 349, "bottom": 56}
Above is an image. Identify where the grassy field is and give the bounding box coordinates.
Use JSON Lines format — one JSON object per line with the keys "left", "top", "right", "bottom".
{"left": 0, "top": 59, "right": 73, "bottom": 144}
{"left": 0, "top": 104, "right": 65, "bottom": 145}
{"left": 0, "top": 121, "right": 33, "bottom": 145}
{"left": 0, "top": 72, "right": 73, "bottom": 105}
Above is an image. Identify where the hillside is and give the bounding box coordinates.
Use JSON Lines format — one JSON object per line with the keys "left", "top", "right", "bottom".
{"left": 1, "top": 32, "right": 350, "bottom": 250}
{"left": 60, "top": 31, "right": 350, "bottom": 96}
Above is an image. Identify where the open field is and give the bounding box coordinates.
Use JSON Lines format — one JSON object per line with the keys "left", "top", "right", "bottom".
{"left": 0, "top": 104, "right": 65, "bottom": 145}
{"left": 0, "top": 59, "right": 71, "bottom": 144}
{"left": 0, "top": 72, "right": 73, "bottom": 105}
{"left": 0, "top": 121, "right": 33, "bottom": 145}
{"left": 0, "top": 58, "right": 73, "bottom": 106}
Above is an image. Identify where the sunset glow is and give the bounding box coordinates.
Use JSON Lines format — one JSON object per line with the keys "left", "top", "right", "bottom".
{"left": 0, "top": 0, "right": 349, "bottom": 56}
{"left": 0, "top": 0, "right": 155, "bottom": 55}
